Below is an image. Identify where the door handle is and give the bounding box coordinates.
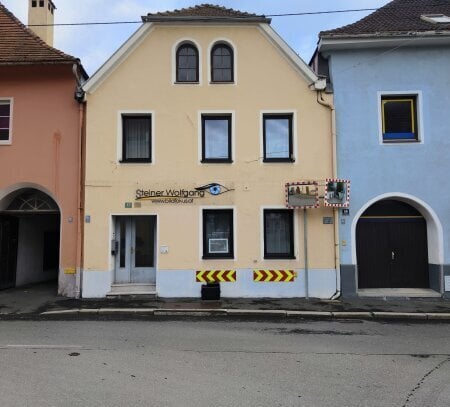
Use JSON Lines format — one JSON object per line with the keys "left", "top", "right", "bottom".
{"left": 391, "top": 251, "right": 395, "bottom": 261}
{"left": 131, "top": 247, "right": 135, "bottom": 255}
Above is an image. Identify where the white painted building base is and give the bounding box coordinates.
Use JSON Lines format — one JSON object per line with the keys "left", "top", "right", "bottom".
{"left": 82, "top": 268, "right": 337, "bottom": 299}
{"left": 82, "top": 270, "right": 113, "bottom": 298}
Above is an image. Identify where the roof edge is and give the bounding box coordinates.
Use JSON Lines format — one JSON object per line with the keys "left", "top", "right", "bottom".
{"left": 141, "top": 15, "right": 271, "bottom": 24}
{"left": 83, "top": 23, "right": 152, "bottom": 93}
{"left": 258, "top": 24, "right": 319, "bottom": 86}
{"left": 320, "top": 30, "right": 450, "bottom": 40}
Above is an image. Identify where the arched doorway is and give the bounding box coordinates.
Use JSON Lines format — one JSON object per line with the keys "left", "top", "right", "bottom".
{"left": 356, "top": 199, "right": 429, "bottom": 289}
{"left": 0, "top": 188, "right": 60, "bottom": 290}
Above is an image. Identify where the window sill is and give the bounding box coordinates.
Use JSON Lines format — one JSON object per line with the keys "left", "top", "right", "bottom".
{"left": 264, "top": 256, "right": 296, "bottom": 260}
{"left": 263, "top": 158, "right": 295, "bottom": 163}
{"left": 119, "top": 160, "right": 152, "bottom": 164}
{"left": 0, "top": 141, "right": 12, "bottom": 145}
{"left": 174, "top": 81, "right": 199, "bottom": 85}
{"left": 382, "top": 139, "right": 420, "bottom": 144}
{"left": 201, "top": 159, "right": 233, "bottom": 164}
{"left": 202, "top": 255, "right": 234, "bottom": 260}
{"left": 209, "top": 81, "right": 235, "bottom": 85}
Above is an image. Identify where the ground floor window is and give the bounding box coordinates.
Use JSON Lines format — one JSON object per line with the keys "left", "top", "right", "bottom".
{"left": 263, "top": 209, "right": 295, "bottom": 259}
{"left": 202, "top": 209, "right": 234, "bottom": 259}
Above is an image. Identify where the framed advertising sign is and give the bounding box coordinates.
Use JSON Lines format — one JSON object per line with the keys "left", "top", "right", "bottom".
{"left": 285, "top": 182, "right": 319, "bottom": 209}
{"left": 324, "top": 179, "right": 350, "bottom": 207}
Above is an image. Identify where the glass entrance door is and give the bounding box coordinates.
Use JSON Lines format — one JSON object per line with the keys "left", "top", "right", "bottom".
{"left": 114, "top": 216, "right": 156, "bottom": 284}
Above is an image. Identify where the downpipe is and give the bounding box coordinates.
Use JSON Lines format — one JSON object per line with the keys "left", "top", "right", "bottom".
{"left": 316, "top": 90, "right": 341, "bottom": 300}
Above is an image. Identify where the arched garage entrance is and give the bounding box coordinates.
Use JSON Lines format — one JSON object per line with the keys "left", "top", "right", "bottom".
{"left": 0, "top": 188, "right": 60, "bottom": 290}
{"left": 356, "top": 199, "right": 429, "bottom": 289}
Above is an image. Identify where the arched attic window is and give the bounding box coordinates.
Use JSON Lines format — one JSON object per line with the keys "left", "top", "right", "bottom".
{"left": 211, "top": 43, "right": 233, "bottom": 83}
{"left": 176, "top": 42, "right": 199, "bottom": 83}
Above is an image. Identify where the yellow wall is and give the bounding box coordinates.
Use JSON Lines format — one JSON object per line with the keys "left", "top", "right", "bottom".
{"left": 84, "top": 24, "right": 334, "bottom": 273}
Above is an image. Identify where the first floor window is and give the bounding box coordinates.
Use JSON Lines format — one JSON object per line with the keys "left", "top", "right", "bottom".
{"left": 0, "top": 100, "right": 11, "bottom": 142}
{"left": 121, "top": 115, "right": 151, "bottom": 162}
{"left": 263, "top": 114, "right": 294, "bottom": 162}
{"left": 202, "top": 114, "right": 232, "bottom": 163}
{"left": 264, "top": 209, "right": 295, "bottom": 259}
{"left": 381, "top": 95, "right": 418, "bottom": 142}
{"left": 203, "top": 209, "right": 234, "bottom": 259}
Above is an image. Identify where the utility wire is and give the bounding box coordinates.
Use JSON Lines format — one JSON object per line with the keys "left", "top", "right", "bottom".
{"left": 27, "top": 9, "right": 379, "bottom": 26}
{"left": 25, "top": 3, "right": 450, "bottom": 27}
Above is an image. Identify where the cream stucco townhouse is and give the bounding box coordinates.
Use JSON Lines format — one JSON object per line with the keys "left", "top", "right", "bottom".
{"left": 81, "top": 4, "right": 338, "bottom": 299}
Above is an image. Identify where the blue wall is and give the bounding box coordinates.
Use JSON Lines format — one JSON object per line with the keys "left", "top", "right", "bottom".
{"left": 327, "top": 45, "right": 450, "bottom": 276}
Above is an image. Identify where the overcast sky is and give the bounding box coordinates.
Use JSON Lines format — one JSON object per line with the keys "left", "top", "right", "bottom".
{"left": 2, "top": 0, "right": 390, "bottom": 74}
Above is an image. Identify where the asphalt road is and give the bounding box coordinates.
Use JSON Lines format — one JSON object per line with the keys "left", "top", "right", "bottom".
{"left": 0, "top": 319, "right": 449, "bottom": 407}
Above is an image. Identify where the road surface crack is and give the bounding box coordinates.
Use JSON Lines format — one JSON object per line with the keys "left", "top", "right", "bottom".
{"left": 402, "top": 356, "right": 450, "bottom": 406}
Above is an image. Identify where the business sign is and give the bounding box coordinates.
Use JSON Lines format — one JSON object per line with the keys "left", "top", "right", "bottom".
{"left": 135, "top": 183, "right": 233, "bottom": 204}
{"left": 324, "top": 179, "right": 350, "bottom": 208}
{"left": 285, "top": 182, "right": 319, "bottom": 209}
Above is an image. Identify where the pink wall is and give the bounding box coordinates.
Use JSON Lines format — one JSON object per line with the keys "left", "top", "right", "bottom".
{"left": 0, "top": 64, "right": 82, "bottom": 274}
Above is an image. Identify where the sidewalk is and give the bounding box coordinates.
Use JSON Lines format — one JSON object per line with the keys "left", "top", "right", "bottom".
{"left": 1, "top": 282, "right": 449, "bottom": 321}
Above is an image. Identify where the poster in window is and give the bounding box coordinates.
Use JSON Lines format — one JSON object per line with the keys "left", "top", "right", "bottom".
{"left": 324, "top": 179, "right": 350, "bottom": 207}
{"left": 285, "top": 182, "right": 319, "bottom": 209}
{"left": 209, "top": 238, "right": 229, "bottom": 253}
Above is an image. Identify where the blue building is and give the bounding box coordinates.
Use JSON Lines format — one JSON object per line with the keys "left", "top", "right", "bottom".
{"left": 313, "top": 0, "right": 450, "bottom": 298}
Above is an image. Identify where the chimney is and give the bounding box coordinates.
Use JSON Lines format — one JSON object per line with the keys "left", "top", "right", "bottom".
{"left": 28, "top": 0, "right": 56, "bottom": 47}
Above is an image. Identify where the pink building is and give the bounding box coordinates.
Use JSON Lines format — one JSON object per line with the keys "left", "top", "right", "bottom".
{"left": 0, "top": 1, "right": 86, "bottom": 297}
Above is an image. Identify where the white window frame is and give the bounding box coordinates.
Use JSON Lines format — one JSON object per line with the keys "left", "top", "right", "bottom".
{"left": 0, "top": 98, "right": 13, "bottom": 145}
{"left": 377, "top": 91, "right": 424, "bottom": 145}
{"left": 172, "top": 38, "right": 202, "bottom": 85}
{"left": 199, "top": 206, "right": 237, "bottom": 261}
{"left": 117, "top": 110, "right": 155, "bottom": 165}
{"left": 207, "top": 38, "right": 237, "bottom": 85}
{"left": 260, "top": 110, "right": 298, "bottom": 164}
{"left": 260, "top": 205, "right": 298, "bottom": 261}
{"left": 197, "top": 110, "right": 235, "bottom": 165}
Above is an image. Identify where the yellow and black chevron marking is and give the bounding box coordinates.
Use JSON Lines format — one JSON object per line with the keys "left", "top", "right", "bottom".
{"left": 196, "top": 270, "right": 236, "bottom": 283}
{"left": 253, "top": 269, "right": 297, "bottom": 282}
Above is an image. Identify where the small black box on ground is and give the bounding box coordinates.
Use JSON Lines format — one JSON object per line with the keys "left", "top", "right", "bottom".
{"left": 201, "top": 283, "right": 220, "bottom": 300}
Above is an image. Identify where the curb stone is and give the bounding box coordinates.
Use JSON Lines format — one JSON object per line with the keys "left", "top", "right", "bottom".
{"left": 426, "top": 313, "right": 450, "bottom": 320}
{"left": 154, "top": 311, "right": 215, "bottom": 316}
{"left": 286, "top": 311, "right": 333, "bottom": 318}
{"left": 226, "top": 309, "right": 287, "bottom": 316}
{"left": 98, "top": 308, "right": 141, "bottom": 314}
{"left": 36, "top": 309, "right": 450, "bottom": 320}
{"left": 79, "top": 309, "right": 99, "bottom": 314}
{"left": 331, "top": 312, "right": 373, "bottom": 319}
{"left": 41, "top": 309, "right": 79, "bottom": 315}
{"left": 131, "top": 308, "right": 157, "bottom": 314}
{"left": 373, "top": 312, "right": 427, "bottom": 320}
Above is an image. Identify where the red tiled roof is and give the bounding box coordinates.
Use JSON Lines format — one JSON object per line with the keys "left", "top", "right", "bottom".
{"left": 0, "top": 1, "right": 78, "bottom": 65}
{"left": 321, "top": 0, "right": 450, "bottom": 37}
{"left": 142, "top": 3, "right": 270, "bottom": 23}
